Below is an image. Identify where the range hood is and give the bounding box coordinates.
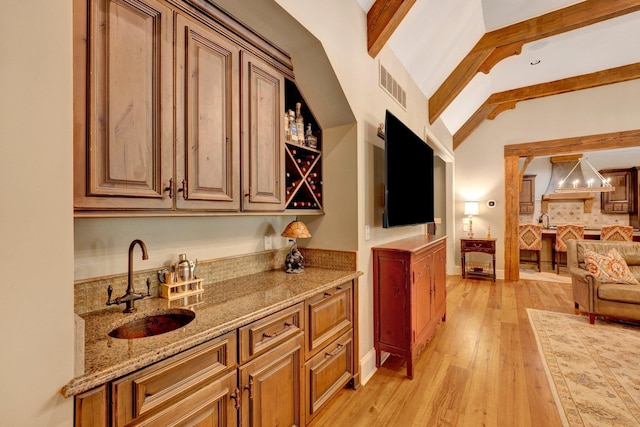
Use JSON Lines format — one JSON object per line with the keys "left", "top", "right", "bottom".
{"left": 541, "top": 155, "right": 596, "bottom": 213}
{"left": 543, "top": 155, "right": 586, "bottom": 195}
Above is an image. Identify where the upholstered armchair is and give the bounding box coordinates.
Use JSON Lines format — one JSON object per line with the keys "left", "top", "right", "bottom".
{"left": 519, "top": 224, "right": 542, "bottom": 272}
{"left": 601, "top": 225, "right": 634, "bottom": 242}
{"left": 555, "top": 224, "right": 585, "bottom": 274}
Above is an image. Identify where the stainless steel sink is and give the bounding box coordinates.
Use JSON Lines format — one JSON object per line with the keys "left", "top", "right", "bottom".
{"left": 108, "top": 309, "right": 195, "bottom": 339}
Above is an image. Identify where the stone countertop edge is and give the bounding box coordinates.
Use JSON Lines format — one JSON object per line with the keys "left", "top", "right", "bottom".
{"left": 61, "top": 267, "right": 363, "bottom": 398}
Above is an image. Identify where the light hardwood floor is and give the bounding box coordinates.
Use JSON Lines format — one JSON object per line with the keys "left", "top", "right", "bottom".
{"left": 310, "top": 275, "right": 575, "bottom": 427}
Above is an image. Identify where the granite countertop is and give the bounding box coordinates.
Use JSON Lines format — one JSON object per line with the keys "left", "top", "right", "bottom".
{"left": 61, "top": 267, "right": 362, "bottom": 398}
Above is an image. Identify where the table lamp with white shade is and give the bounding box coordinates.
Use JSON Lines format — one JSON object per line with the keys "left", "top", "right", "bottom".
{"left": 464, "top": 201, "right": 479, "bottom": 238}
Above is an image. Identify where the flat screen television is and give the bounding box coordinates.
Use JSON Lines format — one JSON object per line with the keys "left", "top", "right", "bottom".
{"left": 383, "top": 110, "right": 435, "bottom": 228}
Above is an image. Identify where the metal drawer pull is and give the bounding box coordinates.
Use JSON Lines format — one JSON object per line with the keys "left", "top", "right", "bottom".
{"left": 325, "top": 343, "right": 344, "bottom": 358}
{"left": 262, "top": 322, "right": 292, "bottom": 338}
{"left": 324, "top": 287, "right": 342, "bottom": 298}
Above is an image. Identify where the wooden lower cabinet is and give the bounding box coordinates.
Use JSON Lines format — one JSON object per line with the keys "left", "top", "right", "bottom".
{"left": 112, "top": 331, "right": 238, "bottom": 427}
{"left": 134, "top": 371, "right": 238, "bottom": 427}
{"left": 304, "top": 331, "right": 354, "bottom": 423}
{"left": 239, "top": 333, "right": 305, "bottom": 427}
{"left": 74, "top": 385, "right": 108, "bottom": 426}
{"left": 75, "top": 281, "right": 359, "bottom": 427}
{"left": 372, "top": 236, "right": 446, "bottom": 379}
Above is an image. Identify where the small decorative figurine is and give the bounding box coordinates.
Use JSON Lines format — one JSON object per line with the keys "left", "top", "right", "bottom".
{"left": 284, "top": 247, "right": 305, "bottom": 274}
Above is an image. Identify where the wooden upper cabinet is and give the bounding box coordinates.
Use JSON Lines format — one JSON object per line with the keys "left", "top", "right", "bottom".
{"left": 600, "top": 168, "right": 637, "bottom": 213}
{"left": 241, "top": 52, "right": 286, "bottom": 211}
{"left": 74, "top": 0, "right": 292, "bottom": 215}
{"left": 519, "top": 175, "right": 536, "bottom": 214}
{"left": 175, "top": 14, "right": 240, "bottom": 211}
{"left": 75, "top": 0, "right": 174, "bottom": 210}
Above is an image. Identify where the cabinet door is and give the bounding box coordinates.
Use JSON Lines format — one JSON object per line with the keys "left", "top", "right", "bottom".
{"left": 519, "top": 175, "right": 536, "bottom": 214}
{"left": 601, "top": 169, "right": 635, "bottom": 213}
{"left": 239, "top": 333, "right": 304, "bottom": 427}
{"left": 75, "top": 385, "right": 108, "bottom": 427}
{"left": 175, "top": 14, "right": 240, "bottom": 211}
{"left": 374, "top": 253, "right": 408, "bottom": 350}
{"left": 241, "top": 52, "right": 286, "bottom": 211}
{"left": 412, "top": 251, "right": 433, "bottom": 346}
{"left": 76, "top": 0, "right": 174, "bottom": 210}
{"left": 431, "top": 241, "right": 447, "bottom": 319}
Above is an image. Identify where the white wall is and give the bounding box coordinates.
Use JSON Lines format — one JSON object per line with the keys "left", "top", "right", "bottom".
{"left": 75, "top": 216, "right": 293, "bottom": 279}
{"left": 0, "top": 1, "right": 74, "bottom": 425}
{"left": 454, "top": 79, "right": 640, "bottom": 275}
{"left": 271, "top": 0, "right": 454, "bottom": 382}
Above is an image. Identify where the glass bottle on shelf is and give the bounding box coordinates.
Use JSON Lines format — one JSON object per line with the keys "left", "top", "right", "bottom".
{"left": 284, "top": 112, "right": 290, "bottom": 142}
{"left": 288, "top": 110, "right": 298, "bottom": 143}
{"left": 295, "top": 102, "right": 305, "bottom": 144}
{"left": 305, "top": 123, "right": 317, "bottom": 148}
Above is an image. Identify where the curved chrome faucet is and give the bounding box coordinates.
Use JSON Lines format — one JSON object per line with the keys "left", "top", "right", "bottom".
{"left": 107, "top": 239, "right": 150, "bottom": 313}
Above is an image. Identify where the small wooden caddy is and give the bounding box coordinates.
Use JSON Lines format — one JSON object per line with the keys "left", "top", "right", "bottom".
{"left": 160, "top": 278, "right": 204, "bottom": 301}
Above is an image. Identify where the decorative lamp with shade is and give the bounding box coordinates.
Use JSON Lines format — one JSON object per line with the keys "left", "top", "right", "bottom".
{"left": 281, "top": 220, "right": 312, "bottom": 273}
{"left": 464, "top": 201, "right": 479, "bottom": 238}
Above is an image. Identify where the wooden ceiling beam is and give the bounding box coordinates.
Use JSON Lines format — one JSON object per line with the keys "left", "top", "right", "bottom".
{"left": 452, "top": 62, "right": 640, "bottom": 149}
{"left": 504, "top": 129, "right": 640, "bottom": 158}
{"left": 429, "top": 0, "right": 640, "bottom": 124}
{"left": 367, "top": 0, "right": 416, "bottom": 58}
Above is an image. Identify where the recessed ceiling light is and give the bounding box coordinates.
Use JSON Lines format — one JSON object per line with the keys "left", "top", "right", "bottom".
{"left": 530, "top": 59, "right": 541, "bottom": 65}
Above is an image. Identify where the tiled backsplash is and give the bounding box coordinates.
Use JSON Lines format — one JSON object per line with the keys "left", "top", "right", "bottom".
{"left": 74, "top": 247, "right": 357, "bottom": 315}
{"left": 520, "top": 199, "right": 630, "bottom": 227}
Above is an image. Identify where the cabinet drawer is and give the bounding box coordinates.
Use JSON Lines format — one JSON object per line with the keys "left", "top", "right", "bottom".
{"left": 112, "top": 331, "right": 237, "bottom": 427}
{"left": 239, "top": 303, "right": 304, "bottom": 364}
{"left": 461, "top": 239, "right": 495, "bottom": 253}
{"left": 306, "top": 281, "right": 353, "bottom": 358}
{"left": 304, "top": 330, "right": 354, "bottom": 422}
{"left": 131, "top": 371, "right": 237, "bottom": 427}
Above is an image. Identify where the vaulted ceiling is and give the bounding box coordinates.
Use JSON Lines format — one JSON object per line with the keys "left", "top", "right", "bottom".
{"left": 358, "top": 0, "right": 640, "bottom": 149}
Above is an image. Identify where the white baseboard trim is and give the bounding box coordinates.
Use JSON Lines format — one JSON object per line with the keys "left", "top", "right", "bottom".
{"left": 359, "top": 348, "right": 383, "bottom": 386}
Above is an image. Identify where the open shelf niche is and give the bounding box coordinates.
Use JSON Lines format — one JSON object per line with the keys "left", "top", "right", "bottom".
{"left": 284, "top": 79, "right": 323, "bottom": 213}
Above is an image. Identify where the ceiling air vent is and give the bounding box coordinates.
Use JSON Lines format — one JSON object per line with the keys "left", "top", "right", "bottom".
{"left": 379, "top": 63, "right": 406, "bottom": 109}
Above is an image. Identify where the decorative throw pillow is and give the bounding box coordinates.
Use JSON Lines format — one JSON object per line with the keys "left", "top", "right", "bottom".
{"left": 583, "top": 248, "right": 640, "bottom": 285}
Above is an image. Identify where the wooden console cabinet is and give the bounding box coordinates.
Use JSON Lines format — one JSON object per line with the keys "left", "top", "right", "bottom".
{"left": 461, "top": 238, "right": 496, "bottom": 282}
{"left": 372, "top": 236, "right": 446, "bottom": 379}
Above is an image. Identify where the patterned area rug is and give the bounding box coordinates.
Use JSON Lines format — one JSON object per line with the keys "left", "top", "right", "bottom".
{"left": 527, "top": 309, "right": 640, "bottom": 426}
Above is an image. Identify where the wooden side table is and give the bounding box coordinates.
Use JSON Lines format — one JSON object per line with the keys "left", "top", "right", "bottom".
{"left": 461, "top": 238, "right": 496, "bottom": 282}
